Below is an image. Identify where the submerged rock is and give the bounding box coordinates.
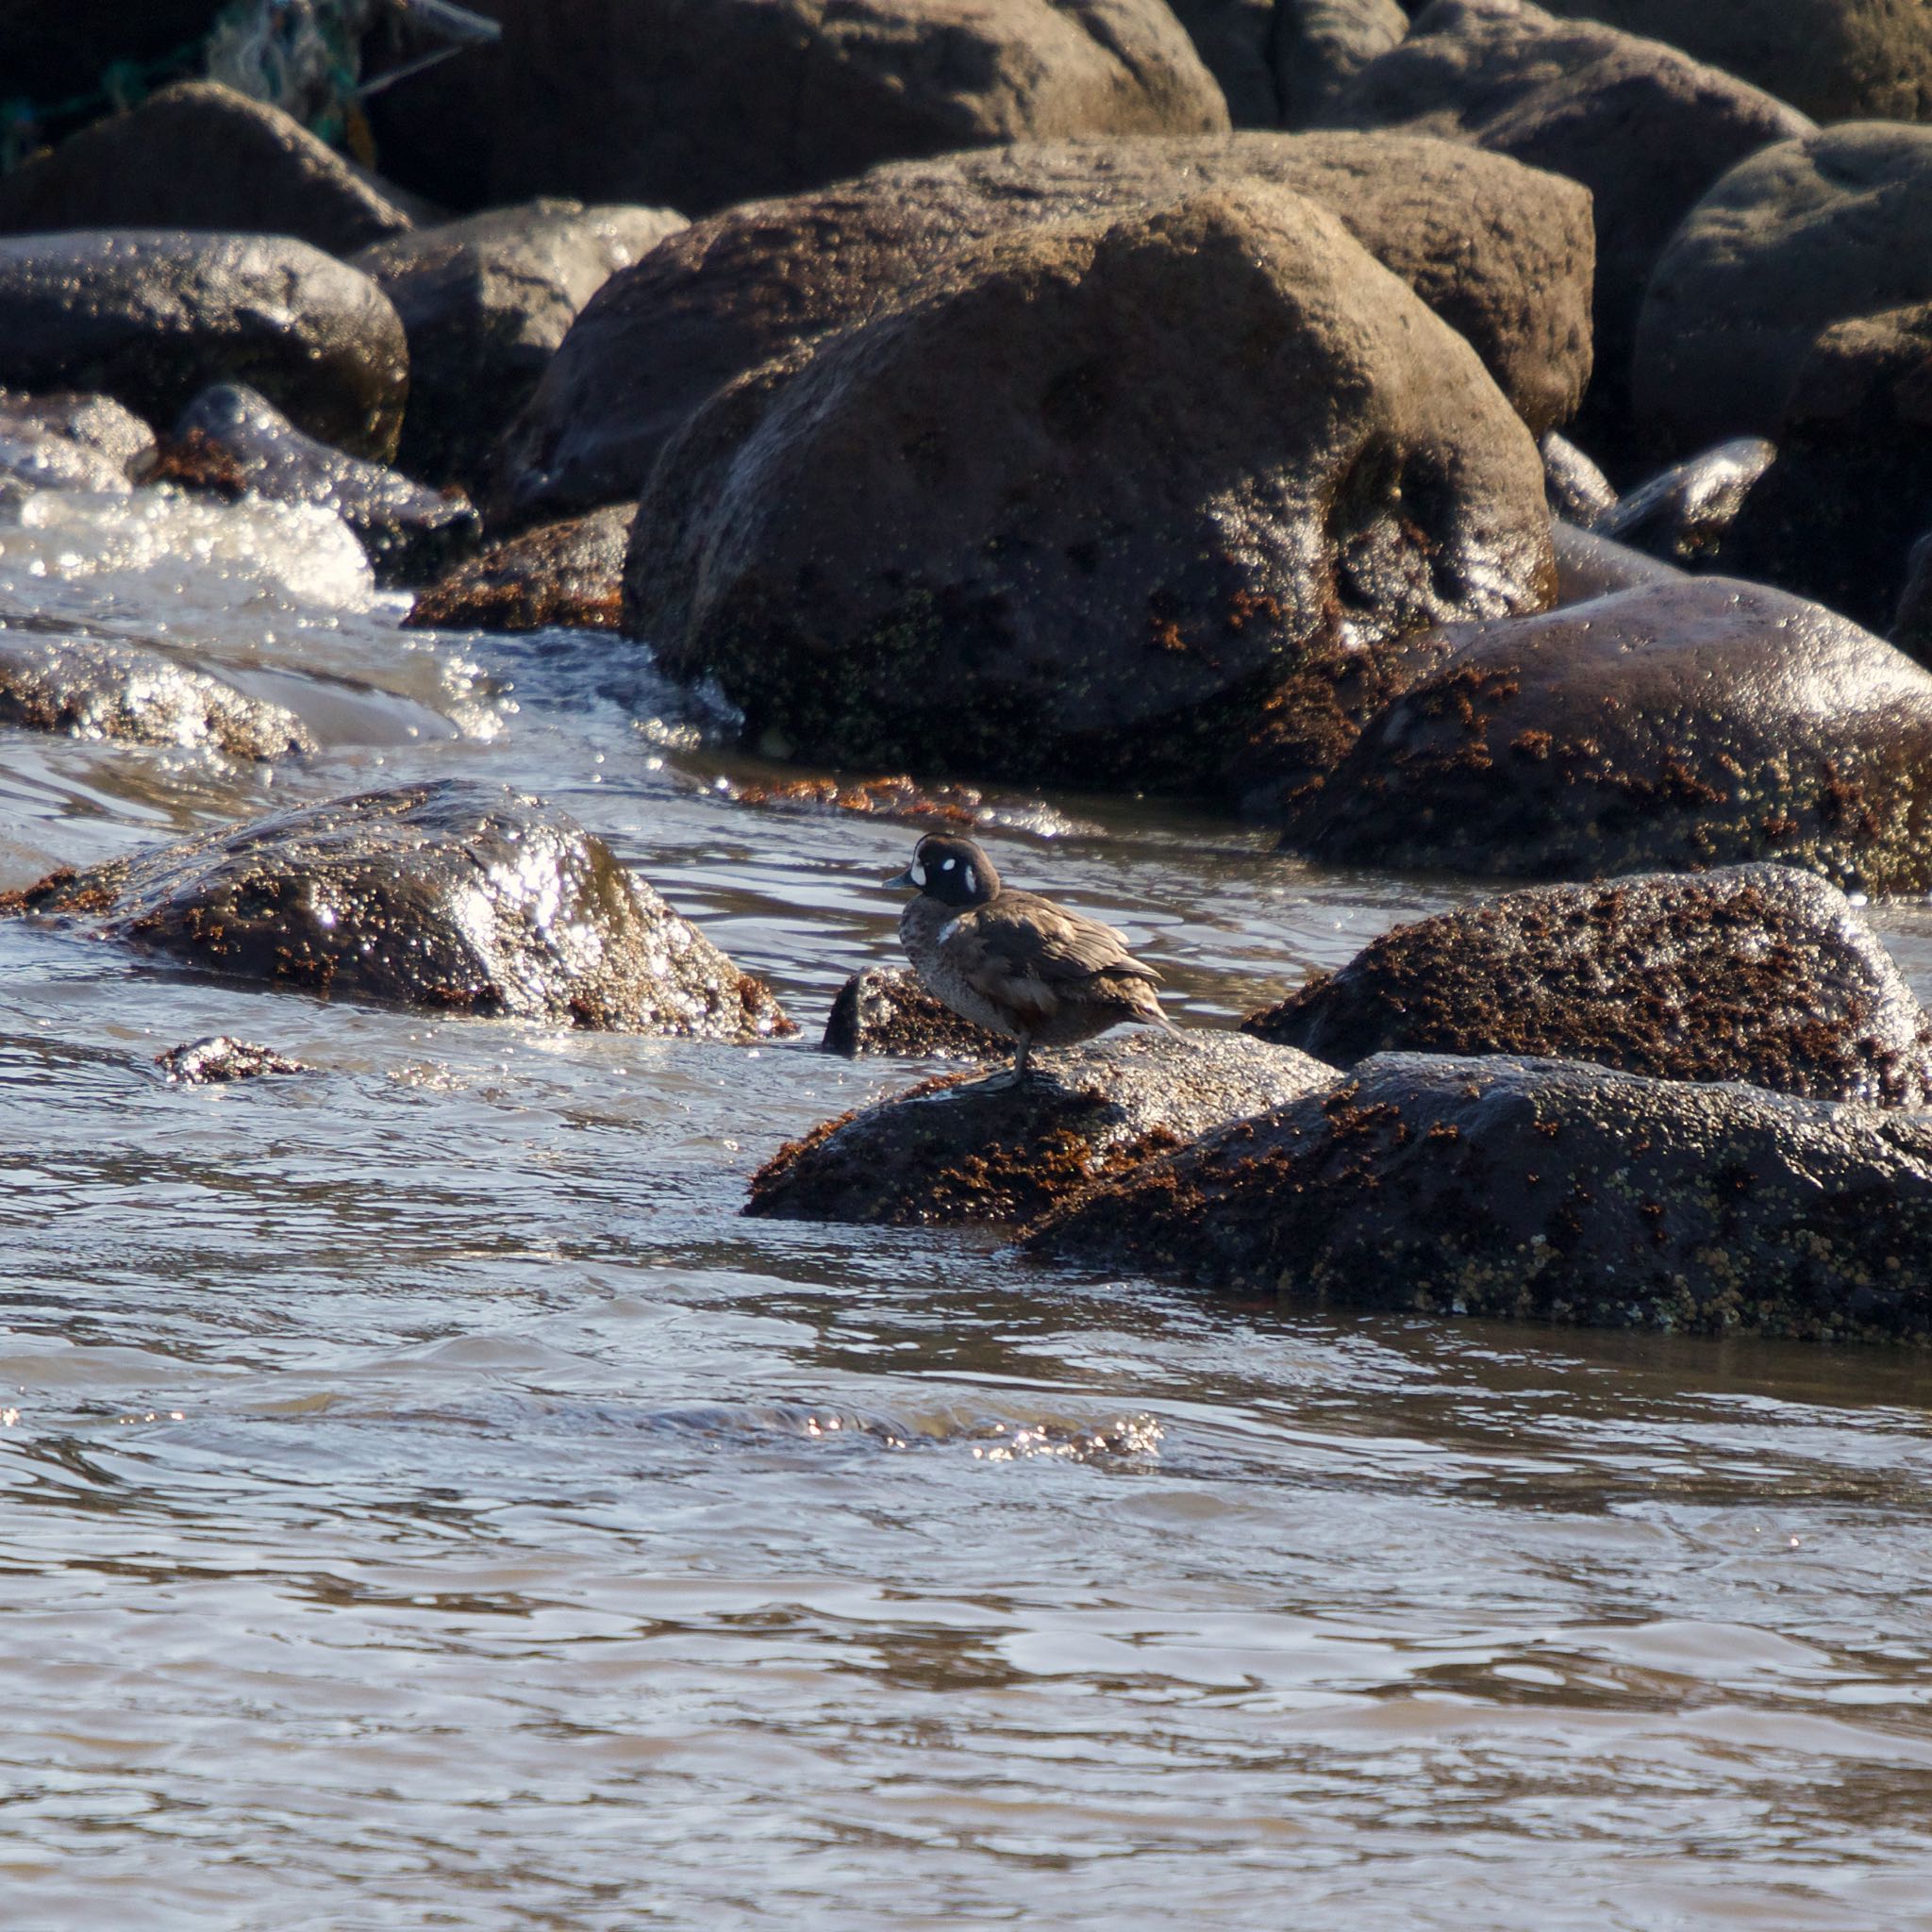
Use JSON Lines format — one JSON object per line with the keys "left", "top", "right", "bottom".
{"left": 749, "top": 1028, "right": 1333, "bottom": 1226}
{"left": 160, "top": 383, "right": 479, "bottom": 586}
{"left": 629, "top": 184, "right": 1555, "bottom": 791}
{"left": 1595, "top": 437, "right": 1775, "bottom": 563}
{"left": 0, "top": 780, "right": 793, "bottom": 1037}
{"left": 1030, "top": 1052, "right": 1932, "bottom": 1342}
{"left": 0, "top": 633, "right": 315, "bottom": 759}
{"left": 0, "top": 390, "right": 156, "bottom": 493}
{"left": 405, "top": 504, "right": 632, "bottom": 632}
{"left": 351, "top": 200, "right": 686, "bottom": 492}
{"left": 156, "top": 1037, "right": 310, "bottom": 1085}
{"left": 0, "top": 230, "right": 408, "bottom": 461}
{"left": 1243, "top": 864, "right": 1932, "bottom": 1105}
{"left": 1281, "top": 576, "right": 1932, "bottom": 891}
{"left": 823, "top": 967, "right": 1008, "bottom": 1060}
{"left": 0, "top": 81, "right": 414, "bottom": 256}
{"left": 504, "top": 131, "right": 1593, "bottom": 518}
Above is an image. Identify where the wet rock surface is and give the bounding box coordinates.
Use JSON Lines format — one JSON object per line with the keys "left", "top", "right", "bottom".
{"left": 749, "top": 1028, "right": 1333, "bottom": 1226}
{"left": 1030, "top": 1051, "right": 1932, "bottom": 1342}
{"left": 156, "top": 1037, "right": 310, "bottom": 1085}
{"left": 351, "top": 201, "right": 686, "bottom": 493}
{"left": 0, "top": 390, "right": 156, "bottom": 493}
{"left": 1282, "top": 576, "right": 1932, "bottom": 890}
{"left": 405, "top": 504, "right": 632, "bottom": 633}
{"left": 1244, "top": 864, "right": 1932, "bottom": 1105}
{"left": 1541, "top": 0, "right": 1932, "bottom": 125}
{"left": 0, "top": 82, "right": 414, "bottom": 257}
{"left": 0, "top": 230, "right": 408, "bottom": 462}
{"left": 504, "top": 131, "right": 1593, "bottom": 518}
{"left": 823, "top": 967, "right": 1008, "bottom": 1060}
{"left": 0, "top": 780, "right": 793, "bottom": 1038}
{"left": 373, "top": 0, "right": 1229, "bottom": 220}
{"left": 1549, "top": 522, "right": 1681, "bottom": 605}
{"left": 1595, "top": 437, "right": 1776, "bottom": 564}
{"left": 629, "top": 184, "right": 1555, "bottom": 791}
{"left": 0, "top": 632, "right": 315, "bottom": 760}
{"left": 1320, "top": 0, "right": 1810, "bottom": 410}
{"left": 1721, "top": 306, "right": 1932, "bottom": 633}
{"left": 1541, "top": 431, "right": 1616, "bottom": 525}
{"left": 160, "top": 384, "right": 480, "bottom": 586}
{"left": 1635, "top": 125, "right": 1932, "bottom": 458}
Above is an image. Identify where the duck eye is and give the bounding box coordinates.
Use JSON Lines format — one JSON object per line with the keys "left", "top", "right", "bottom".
{"left": 941, "top": 857, "right": 956, "bottom": 871}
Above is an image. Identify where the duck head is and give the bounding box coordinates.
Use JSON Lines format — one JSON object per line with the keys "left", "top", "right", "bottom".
{"left": 885, "top": 834, "right": 1000, "bottom": 907}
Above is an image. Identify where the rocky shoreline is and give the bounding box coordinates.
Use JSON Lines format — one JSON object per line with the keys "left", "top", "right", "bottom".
{"left": 11, "top": 1, "right": 1932, "bottom": 1341}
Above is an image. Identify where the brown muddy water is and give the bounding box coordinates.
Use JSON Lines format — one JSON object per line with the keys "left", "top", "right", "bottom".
{"left": 2, "top": 484, "right": 1931, "bottom": 1931}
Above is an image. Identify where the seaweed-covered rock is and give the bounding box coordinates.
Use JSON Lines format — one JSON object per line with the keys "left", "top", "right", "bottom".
{"left": 372, "top": 0, "right": 1228, "bottom": 219}
{"left": 823, "top": 967, "right": 1008, "bottom": 1059}
{"left": 0, "top": 82, "right": 414, "bottom": 256}
{"left": 504, "top": 131, "right": 1594, "bottom": 518}
{"left": 405, "top": 504, "right": 632, "bottom": 632}
{"left": 1320, "top": 0, "right": 1809, "bottom": 405}
{"left": 1281, "top": 576, "right": 1932, "bottom": 891}
{"left": 0, "top": 779, "right": 793, "bottom": 1037}
{"left": 156, "top": 1037, "right": 310, "bottom": 1084}
{"left": 0, "top": 390, "right": 156, "bottom": 493}
{"left": 0, "top": 230, "right": 408, "bottom": 461}
{"left": 1595, "top": 436, "right": 1776, "bottom": 563}
{"left": 351, "top": 200, "right": 685, "bottom": 492}
{"left": 1635, "top": 125, "right": 1932, "bottom": 458}
{"left": 628, "top": 184, "right": 1556, "bottom": 791}
{"left": 749, "top": 1028, "right": 1333, "bottom": 1225}
{"left": 0, "top": 633, "right": 315, "bottom": 759}
{"left": 1721, "top": 306, "right": 1932, "bottom": 633}
{"left": 1029, "top": 1052, "right": 1932, "bottom": 1342}
{"left": 161, "top": 384, "right": 479, "bottom": 586}
{"left": 1243, "top": 864, "right": 1932, "bottom": 1104}
{"left": 1541, "top": 0, "right": 1932, "bottom": 126}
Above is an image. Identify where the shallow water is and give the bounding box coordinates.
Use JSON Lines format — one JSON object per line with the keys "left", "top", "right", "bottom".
{"left": 2, "top": 486, "right": 1930, "bottom": 1931}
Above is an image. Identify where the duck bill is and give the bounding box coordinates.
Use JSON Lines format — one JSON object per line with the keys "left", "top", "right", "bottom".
{"left": 883, "top": 866, "right": 918, "bottom": 890}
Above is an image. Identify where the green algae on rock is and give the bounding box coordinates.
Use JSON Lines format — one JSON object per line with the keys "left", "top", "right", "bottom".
{"left": 749, "top": 1028, "right": 1334, "bottom": 1227}
{"left": 1244, "top": 864, "right": 1932, "bottom": 1106}
{"left": 1281, "top": 576, "right": 1932, "bottom": 892}
{"left": 1029, "top": 1052, "right": 1932, "bottom": 1342}
{"left": 0, "top": 779, "right": 792, "bottom": 1039}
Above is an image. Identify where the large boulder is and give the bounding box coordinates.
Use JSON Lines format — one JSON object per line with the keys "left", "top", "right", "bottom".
{"left": 749, "top": 1028, "right": 1333, "bottom": 1225}
{"left": 1169, "top": 0, "right": 1409, "bottom": 125}
{"left": 1028, "top": 1053, "right": 1932, "bottom": 1342}
{"left": 0, "top": 230, "right": 408, "bottom": 461}
{"left": 350, "top": 200, "right": 685, "bottom": 493}
{"left": 1720, "top": 306, "right": 1932, "bottom": 634}
{"left": 1634, "top": 125, "right": 1932, "bottom": 458}
{"left": 1319, "top": 0, "right": 1810, "bottom": 417}
{"left": 0, "top": 779, "right": 793, "bottom": 1037}
{"left": 160, "top": 383, "right": 480, "bottom": 586}
{"left": 0, "top": 633, "right": 316, "bottom": 760}
{"left": 1541, "top": 0, "right": 1932, "bottom": 126}
{"left": 405, "top": 504, "right": 633, "bottom": 633}
{"left": 370, "top": 0, "right": 1228, "bottom": 219}
{"left": 626, "top": 184, "right": 1557, "bottom": 791}
{"left": 1243, "top": 864, "right": 1932, "bottom": 1105}
{"left": 502, "top": 131, "right": 1594, "bottom": 519}
{"left": 1280, "top": 576, "right": 1932, "bottom": 891}
{"left": 0, "top": 390, "right": 156, "bottom": 493}
{"left": 0, "top": 82, "right": 414, "bottom": 256}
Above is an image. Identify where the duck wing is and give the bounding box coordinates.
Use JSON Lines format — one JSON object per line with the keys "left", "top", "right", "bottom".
{"left": 958, "top": 892, "right": 1161, "bottom": 1019}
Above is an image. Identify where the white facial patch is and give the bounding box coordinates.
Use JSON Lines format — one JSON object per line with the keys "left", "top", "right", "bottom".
{"left": 941, "top": 856, "right": 957, "bottom": 871}
{"left": 963, "top": 865, "right": 977, "bottom": 894}
{"left": 909, "top": 862, "right": 926, "bottom": 886}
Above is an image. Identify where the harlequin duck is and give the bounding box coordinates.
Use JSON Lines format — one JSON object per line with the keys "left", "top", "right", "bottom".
{"left": 886, "top": 834, "right": 1175, "bottom": 1081}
